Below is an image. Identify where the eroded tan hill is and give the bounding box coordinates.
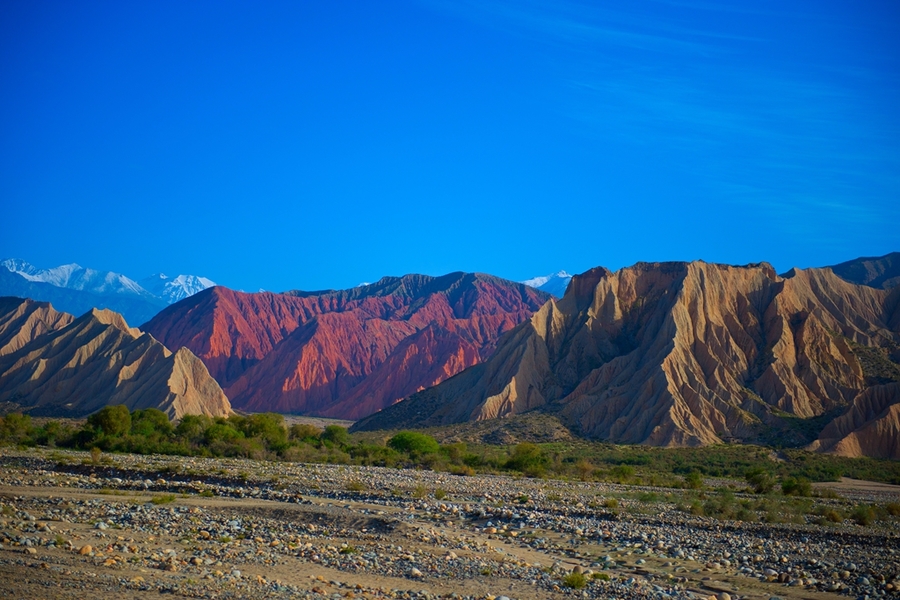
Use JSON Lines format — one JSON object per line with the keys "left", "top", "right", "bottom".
{"left": 808, "top": 383, "right": 900, "bottom": 459}
{"left": 0, "top": 298, "right": 231, "bottom": 419}
{"left": 354, "top": 262, "right": 900, "bottom": 453}
{"left": 0, "top": 296, "right": 73, "bottom": 356}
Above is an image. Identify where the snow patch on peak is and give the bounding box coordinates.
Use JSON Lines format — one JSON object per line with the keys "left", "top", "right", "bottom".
{"left": 520, "top": 270, "right": 573, "bottom": 298}
{"left": 139, "top": 273, "right": 216, "bottom": 304}
{"left": 1, "top": 258, "right": 45, "bottom": 282}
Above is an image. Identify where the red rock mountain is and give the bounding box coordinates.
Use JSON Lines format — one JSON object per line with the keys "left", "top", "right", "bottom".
{"left": 142, "top": 273, "right": 550, "bottom": 418}
{"left": 353, "top": 262, "right": 900, "bottom": 457}
{"left": 0, "top": 297, "right": 232, "bottom": 419}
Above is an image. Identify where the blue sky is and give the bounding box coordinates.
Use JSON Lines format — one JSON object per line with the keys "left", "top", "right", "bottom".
{"left": 1, "top": 0, "right": 898, "bottom": 292}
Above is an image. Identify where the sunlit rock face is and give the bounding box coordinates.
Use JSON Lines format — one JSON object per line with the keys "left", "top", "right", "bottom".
{"left": 142, "top": 273, "right": 550, "bottom": 419}
{"left": 354, "top": 262, "right": 900, "bottom": 456}
{"left": 0, "top": 297, "right": 231, "bottom": 419}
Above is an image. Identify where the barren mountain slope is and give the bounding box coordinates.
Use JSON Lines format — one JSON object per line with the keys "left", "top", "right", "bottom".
{"left": 808, "top": 382, "right": 900, "bottom": 459}
{"left": 354, "top": 262, "right": 900, "bottom": 450}
{"left": 0, "top": 299, "right": 231, "bottom": 419}
{"left": 144, "top": 273, "right": 549, "bottom": 417}
{"left": 828, "top": 251, "right": 900, "bottom": 290}
{"left": 0, "top": 296, "right": 73, "bottom": 356}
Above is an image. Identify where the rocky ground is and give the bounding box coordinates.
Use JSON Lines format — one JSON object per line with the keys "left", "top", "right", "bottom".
{"left": 0, "top": 448, "right": 898, "bottom": 600}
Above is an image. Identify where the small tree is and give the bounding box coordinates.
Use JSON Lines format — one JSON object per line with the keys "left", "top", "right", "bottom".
{"left": 506, "top": 443, "right": 547, "bottom": 476}
{"left": 289, "top": 423, "right": 321, "bottom": 442}
{"left": 87, "top": 405, "right": 131, "bottom": 437}
{"left": 174, "top": 414, "right": 213, "bottom": 444}
{"left": 241, "top": 413, "right": 288, "bottom": 451}
{"left": 320, "top": 425, "right": 349, "bottom": 447}
{"left": 575, "top": 459, "right": 595, "bottom": 482}
{"left": 0, "top": 413, "right": 32, "bottom": 444}
{"left": 131, "top": 408, "right": 173, "bottom": 438}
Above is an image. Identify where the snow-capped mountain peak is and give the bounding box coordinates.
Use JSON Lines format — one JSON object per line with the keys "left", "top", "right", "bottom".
{"left": 139, "top": 273, "right": 216, "bottom": 304}
{"left": 0, "top": 258, "right": 40, "bottom": 278}
{"left": 520, "top": 270, "right": 573, "bottom": 298}
{"left": 0, "top": 258, "right": 42, "bottom": 281}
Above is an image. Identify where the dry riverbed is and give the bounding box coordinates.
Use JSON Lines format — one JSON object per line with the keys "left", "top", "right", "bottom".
{"left": 0, "top": 448, "right": 898, "bottom": 600}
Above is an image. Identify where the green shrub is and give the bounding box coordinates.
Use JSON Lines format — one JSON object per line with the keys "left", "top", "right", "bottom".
{"left": 781, "top": 477, "right": 812, "bottom": 496}
{"left": 174, "top": 414, "right": 213, "bottom": 443}
{"left": 0, "top": 412, "right": 32, "bottom": 444}
{"left": 820, "top": 507, "right": 843, "bottom": 523}
{"left": 450, "top": 464, "right": 475, "bottom": 476}
{"left": 885, "top": 502, "right": 900, "bottom": 517}
{"left": 610, "top": 464, "right": 635, "bottom": 482}
{"left": 320, "top": 425, "right": 350, "bottom": 447}
{"left": 289, "top": 423, "right": 321, "bottom": 442}
{"left": 388, "top": 431, "right": 440, "bottom": 456}
{"left": 562, "top": 571, "right": 587, "bottom": 589}
{"left": 241, "top": 413, "right": 288, "bottom": 451}
{"left": 87, "top": 405, "right": 131, "bottom": 437}
{"left": 851, "top": 504, "right": 875, "bottom": 526}
{"left": 346, "top": 479, "right": 367, "bottom": 492}
{"left": 745, "top": 467, "right": 775, "bottom": 494}
{"left": 684, "top": 470, "right": 703, "bottom": 489}
{"left": 130, "top": 408, "right": 173, "bottom": 438}
{"left": 506, "top": 443, "right": 547, "bottom": 474}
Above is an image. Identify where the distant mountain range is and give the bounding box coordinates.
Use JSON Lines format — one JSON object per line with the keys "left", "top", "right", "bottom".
{"left": 1, "top": 252, "right": 898, "bottom": 459}
{"left": 0, "top": 259, "right": 216, "bottom": 325}
{"left": 520, "top": 271, "right": 572, "bottom": 298}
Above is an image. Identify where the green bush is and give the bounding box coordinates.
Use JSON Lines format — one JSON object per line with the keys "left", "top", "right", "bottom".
{"left": 610, "top": 464, "right": 635, "bottom": 482}
{"left": 240, "top": 413, "right": 288, "bottom": 451}
{"left": 174, "top": 414, "right": 213, "bottom": 443}
{"left": 320, "top": 425, "right": 350, "bottom": 447}
{"left": 388, "top": 431, "right": 440, "bottom": 456}
{"left": 289, "top": 423, "right": 321, "bottom": 442}
{"left": 0, "top": 413, "right": 33, "bottom": 444}
{"left": 781, "top": 477, "right": 812, "bottom": 496}
{"left": 87, "top": 405, "right": 131, "bottom": 437}
{"left": 131, "top": 408, "right": 173, "bottom": 438}
{"left": 745, "top": 467, "right": 775, "bottom": 493}
{"left": 562, "top": 571, "right": 587, "bottom": 589}
{"left": 204, "top": 423, "right": 244, "bottom": 444}
{"left": 506, "top": 443, "right": 547, "bottom": 475}
{"left": 851, "top": 504, "right": 875, "bottom": 526}
{"left": 684, "top": 470, "right": 703, "bottom": 489}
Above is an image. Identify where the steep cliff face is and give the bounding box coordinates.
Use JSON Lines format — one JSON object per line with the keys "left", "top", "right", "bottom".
{"left": 0, "top": 298, "right": 231, "bottom": 419}
{"left": 142, "top": 273, "right": 549, "bottom": 417}
{"left": 354, "top": 262, "right": 900, "bottom": 450}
